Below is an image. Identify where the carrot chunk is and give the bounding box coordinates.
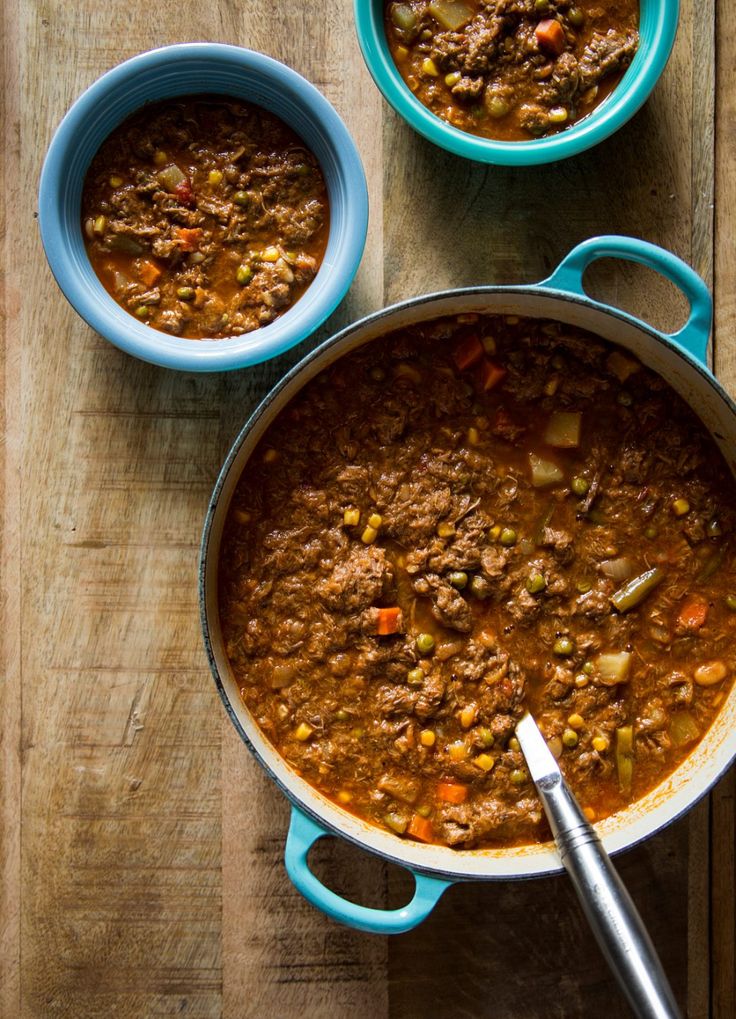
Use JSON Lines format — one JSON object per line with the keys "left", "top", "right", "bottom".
{"left": 407, "top": 814, "right": 434, "bottom": 844}
{"left": 436, "top": 781, "right": 468, "bottom": 804}
{"left": 176, "top": 227, "right": 203, "bottom": 251}
{"left": 478, "top": 358, "right": 507, "bottom": 391}
{"left": 453, "top": 334, "right": 484, "bottom": 371}
{"left": 535, "top": 19, "right": 566, "bottom": 56}
{"left": 138, "top": 259, "right": 162, "bottom": 287}
{"left": 376, "top": 606, "right": 402, "bottom": 635}
{"left": 677, "top": 595, "right": 709, "bottom": 631}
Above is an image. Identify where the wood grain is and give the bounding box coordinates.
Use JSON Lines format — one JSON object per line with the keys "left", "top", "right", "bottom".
{"left": 0, "top": 1, "right": 732, "bottom": 1017}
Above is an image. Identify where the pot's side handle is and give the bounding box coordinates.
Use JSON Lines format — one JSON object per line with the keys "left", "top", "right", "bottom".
{"left": 284, "top": 806, "right": 452, "bottom": 934}
{"left": 539, "top": 236, "right": 712, "bottom": 367}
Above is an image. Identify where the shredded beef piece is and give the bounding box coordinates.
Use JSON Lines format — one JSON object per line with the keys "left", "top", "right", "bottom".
{"left": 579, "top": 29, "right": 638, "bottom": 90}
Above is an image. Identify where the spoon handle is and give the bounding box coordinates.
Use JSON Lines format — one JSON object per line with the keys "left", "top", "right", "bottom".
{"left": 538, "top": 775, "right": 682, "bottom": 1019}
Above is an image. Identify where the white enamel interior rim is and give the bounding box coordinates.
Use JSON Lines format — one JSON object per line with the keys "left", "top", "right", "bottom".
{"left": 202, "top": 288, "right": 736, "bottom": 881}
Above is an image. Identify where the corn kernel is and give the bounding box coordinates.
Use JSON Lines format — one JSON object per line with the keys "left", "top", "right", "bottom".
{"left": 109, "top": 175, "right": 123, "bottom": 187}
{"left": 574, "top": 673, "right": 589, "bottom": 688}
{"left": 467, "top": 426, "right": 480, "bottom": 445}
{"left": 295, "top": 722, "right": 313, "bottom": 741}
{"left": 368, "top": 512, "right": 382, "bottom": 529}
{"left": 261, "top": 245, "right": 280, "bottom": 262}
{"left": 343, "top": 508, "right": 360, "bottom": 526}
{"left": 592, "top": 736, "right": 610, "bottom": 753}
{"left": 474, "top": 753, "right": 495, "bottom": 772}
{"left": 489, "top": 524, "right": 501, "bottom": 541}
{"left": 460, "top": 704, "right": 477, "bottom": 729}
{"left": 437, "top": 521, "right": 455, "bottom": 537}
{"left": 361, "top": 525, "right": 378, "bottom": 544}
{"left": 337, "top": 790, "right": 352, "bottom": 804}
{"left": 672, "top": 497, "right": 690, "bottom": 516}
{"left": 567, "top": 713, "right": 584, "bottom": 730}
{"left": 548, "top": 106, "right": 569, "bottom": 124}
{"left": 93, "top": 215, "right": 106, "bottom": 236}
{"left": 262, "top": 448, "right": 279, "bottom": 464}
{"left": 445, "top": 71, "right": 462, "bottom": 87}
{"left": 395, "top": 45, "right": 409, "bottom": 60}
{"left": 448, "top": 740, "right": 468, "bottom": 761}
{"left": 422, "top": 58, "right": 439, "bottom": 76}
{"left": 153, "top": 150, "right": 167, "bottom": 166}
{"left": 420, "top": 729, "right": 436, "bottom": 747}
{"left": 208, "top": 169, "right": 223, "bottom": 186}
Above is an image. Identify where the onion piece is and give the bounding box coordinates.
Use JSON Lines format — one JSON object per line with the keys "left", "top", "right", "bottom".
{"left": 600, "top": 557, "right": 634, "bottom": 582}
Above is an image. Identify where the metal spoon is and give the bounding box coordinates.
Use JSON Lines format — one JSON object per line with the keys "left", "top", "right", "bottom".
{"left": 515, "top": 712, "right": 682, "bottom": 1019}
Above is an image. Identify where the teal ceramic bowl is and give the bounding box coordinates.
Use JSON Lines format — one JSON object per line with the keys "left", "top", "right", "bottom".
{"left": 355, "top": 1, "right": 679, "bottom": 165}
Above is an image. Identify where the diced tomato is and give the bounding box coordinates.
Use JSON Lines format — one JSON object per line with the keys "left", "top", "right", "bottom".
{"left": 176, "top": 227, "right": 203, "bottom": 251}
{"left": 535, "top": 18, "right": 566, "bottom": 56}
{"left": 376, "top": 606, "right": 402, "bottom": 636}
{"left": 677, "top": 595, "right": 709, "bottom": 631}
{"left": 174, "top": 179, "right": 195, "bottom": 206}
{"left": 453, "top": 334, "right": 484, "bottom": 371}
{"left": 478, "top": 358, "right": 507, "bottom": 391}
{"left": 407, "top": 814, "right": 434, "bottom": 844}
{"left": 436, "top": 781, "right": 468, "bottom": 804}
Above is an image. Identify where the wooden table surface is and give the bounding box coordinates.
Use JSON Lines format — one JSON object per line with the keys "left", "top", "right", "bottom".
{"left": 2, "top": 2, "right": 734, "bottom": 1017}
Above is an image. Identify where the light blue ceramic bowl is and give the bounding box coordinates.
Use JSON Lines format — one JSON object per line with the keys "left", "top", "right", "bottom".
{"left": 38, "top": 44, "right": 369, "bottom": 371}
{"left": 355, "top": 0, "right": 678, "bottom": 165}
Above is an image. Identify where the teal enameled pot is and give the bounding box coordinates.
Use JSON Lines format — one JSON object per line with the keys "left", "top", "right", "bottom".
{"left": 200, "top": 236, "right": 736, "bottom": 934}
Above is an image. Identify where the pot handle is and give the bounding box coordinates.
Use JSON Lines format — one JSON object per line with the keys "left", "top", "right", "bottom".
{"left": 539, "top": 236, "right": 712, "bottom": 367}
{"left": 284, "top": 806, "right": 452, "bottom": 934}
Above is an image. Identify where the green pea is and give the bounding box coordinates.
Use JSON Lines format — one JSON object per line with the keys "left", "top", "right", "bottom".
{"left": 449, "top": 571, "right": 468, "bottom": 590}
{"left": 707, "top": 518, "right": 722, "bottom": 538}
{"left": 177, "top": 286, "right": 195, "bottom": 301}
{"left": 568, "top": 6, "right": 585, "bottom": 26}
{"left": 553, "top": 636, "right": 575, "bottom": 656}
{"left": 526, "top": 572, "right": 546, "bottom": 594}
{"left": 470, "top": 575, "right": 489, "bottom": 599}
{"left": 233, "top": 190, "right": 250, "bottom": 206}
{"left": 571, "top": 476, "right": 590, "bottom": 497}
{"left": 335, "top": 709, "right": 349, "bottom": 721}
{"left": 477, "top": 727, "right": 494, "bottom": 748}
{"left": 582, "top": 661, "right": 594, "bottom": 675}
{"left": 134, "top": 305, "right": 149, "bottom": 318}
{"left": 617, "top": 391, "right": 633, "bottom": 407}
{"left": 575, "top": 579, "right": 592, "bottom": 594}
{"left": 726, "top": 594, "right": 736, "bottom": 612}
{"left": 562, "top": 728, "right": 579, "bottom": 748}
{"left": 509, "top": 769, "right": 527, "bottom": 785}
{"left": 416, "top": 633, "right": 435, "bottom": 655}
{"left": 236, "top": 264, "right": 253, "bottom": 286}
{"left": 535, "top": 0, "right": 550, "bottom": 9}
{"left": 499, "top": 527, "right": 517, "bottom": 547}
{"left": 645, "top": 525, "right": 658, "bottom": 539}
{"left": 407, "top": 667, "right": 425, "bottom": 686}
{"left": 486, "top": 95, "right": 509, "bottom": 119}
